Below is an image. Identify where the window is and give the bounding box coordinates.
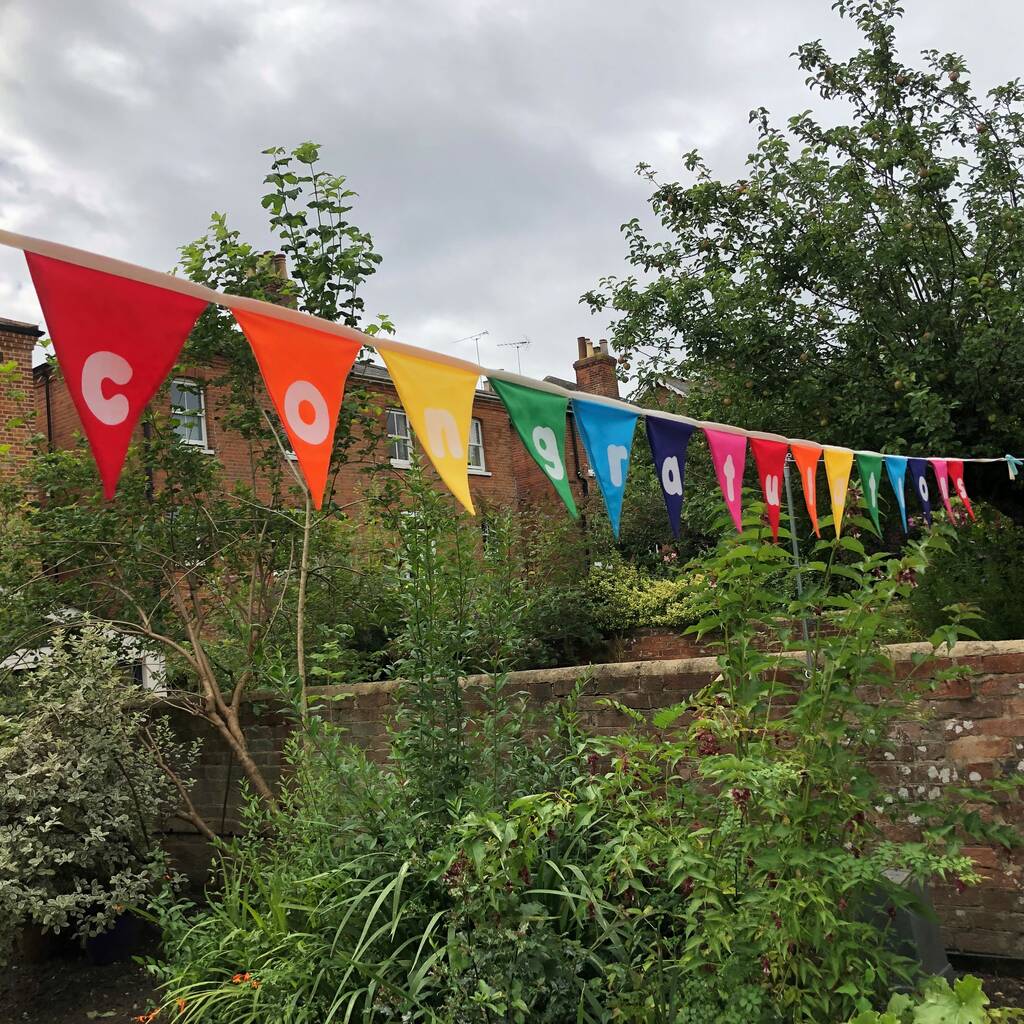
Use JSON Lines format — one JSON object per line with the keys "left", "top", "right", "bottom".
{"left": 170, "top": 379, "right": 209, "bottom": 448}
{"left": 468, "top": 418, "right": 486, "bottom": 472}
{"left": 387, "top": 409, "right": 412, "bottom": 466}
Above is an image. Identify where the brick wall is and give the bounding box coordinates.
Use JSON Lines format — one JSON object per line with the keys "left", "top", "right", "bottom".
{"left": 0, "top": 318, "right": 41, "bottom": 481}
{"left": 165, "top": 639, "right": 1024, "bottom": 958}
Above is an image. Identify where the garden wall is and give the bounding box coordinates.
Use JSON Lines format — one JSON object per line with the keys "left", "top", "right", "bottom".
{"left": 165, "top": 639, "right": 1024, "bottom": 959}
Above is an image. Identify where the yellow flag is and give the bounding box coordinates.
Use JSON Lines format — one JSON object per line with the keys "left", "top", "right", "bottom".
{"left": 823, "top": 447, "right": 854, "bottom": 538}
{"left": 380, "top": 349, "right": 478, "bottom": 514}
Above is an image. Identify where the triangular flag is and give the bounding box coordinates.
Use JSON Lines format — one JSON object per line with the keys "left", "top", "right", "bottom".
{"left": 791, "top": 442, "right": 824, "bottom": 538}
{"left": 704, "top": 428, "right": 747, "bottom": 532}
{"left": 908, "top": 458, "right": 932, "bottom": 525}
{"left": 884, "top": 456, "right": 909, "bottom": 533}
{"left": 379, "top": 349, "right": 479, "bottom": 514}
{"left": 947, "top": 460, "right": 975, "bottom": 521}
{"left": 232, "top": 310, "right": 360, "bottom": 509}
{"left": 644, "top": 416, "right": 695, "bottom": 538}
{"left": 489, "top": 378, "right": 577, "bottom": 517}
{"left": 1006, "top": 455, "right": 1022, "bottom": 480}
{"left": 25, "top": 253, "right": 208, "bottom": 498}
{"left": 856, "top": 453, "right": 884, "bottom": 535}
{"left": 572, "top": 398, "right": 638, "bottom": 538}
{"left": 823, "top": 447, "right": 854, "bottom": 538}
{"left": 749, "top": 438, "right": 788, "bottom": 541}
{"left": 929, "top": 458, "right": 955, "bottom": 522}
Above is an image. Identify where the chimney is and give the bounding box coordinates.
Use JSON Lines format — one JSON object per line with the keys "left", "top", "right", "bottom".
{"left": 573, "top": 335, "right": 619, "bottom": 399}
{"left": 271, "top": 252, "right": 289, "bottom": 279}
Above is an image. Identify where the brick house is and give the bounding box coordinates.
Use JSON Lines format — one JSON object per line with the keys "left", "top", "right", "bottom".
{"left": 2, "top": 314, "right": 621, "bottom": 514}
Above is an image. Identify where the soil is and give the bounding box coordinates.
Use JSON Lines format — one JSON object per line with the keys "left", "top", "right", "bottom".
{"left": 0, "top": 954, "right": 161, "bottom": 1024}
{"left": 1, "top": 952, "right": 1021, "bottom": 1023}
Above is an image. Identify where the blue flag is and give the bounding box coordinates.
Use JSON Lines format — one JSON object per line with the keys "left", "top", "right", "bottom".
{"left": 572, "top": 398, "right": 639, "bottom": 538}
{"left": 645, "top": 416, "right": 695, "bottom": 538}
{"left": 884, "top": 456, "right": 909, "bottom": 533}
{"left": 908, "top": 457, "right": 932, "bottom": 525}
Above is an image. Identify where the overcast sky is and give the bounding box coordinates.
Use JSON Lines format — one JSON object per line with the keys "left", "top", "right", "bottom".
{"left": 2, "top": 1, "right": 1023, "bottom": 381}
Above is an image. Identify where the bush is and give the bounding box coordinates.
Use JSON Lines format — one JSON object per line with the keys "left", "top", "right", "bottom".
{"left": 0, "top": 626, "right": 194, "bottom": 963}
{"left": 582, "top": 558, "right": 710, "bottom": 633}
{"left": 909, "top": 504, "right": 1024, "bottom": 641}
{"left": 143, "top": 514, "right": 1021, "bottom": 1024}
{"left": 846, "top": 974, "right": 1024, "bottom": 1022}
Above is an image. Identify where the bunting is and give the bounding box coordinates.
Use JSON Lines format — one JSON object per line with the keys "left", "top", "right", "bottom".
{"left": 856, "top": 453, "right": 884, "bottom": 535}
{"left": 929, "top": 458, "right": 955, "bottom": 522}
{"left": 704, "top": 429, "right": 747, "bottom": 532}
{"left": 489, "top": 378, "right": 577, "bottom": 517}
{"left": 823, "top": 447, "right": 854, "bottom": 538}
{"left": 2, "top": 230, "right": 1019, "bottom": 544}
{"left": 908, "top": 458, "right": 932, "bottom": 526}
{"left": 791, "top": 443, "right": 824, "bottom": 538}
{"left": 572, "top": 399, "right": 638, "bottom": 538}
{"left": 885, "top": 456, "right": 909, "bottom": 534}
{"left": 645, "top": 417, "right": 695, "bottom": 539}
{"left": 379, "top": 350, "right": 479, "bottom": 515}
{"left": 233, "top": 310, "right": 360, "bottom": 509}
{"left": 749, "top": 438, "right": 788, "bottom": 541}
{"left": 947, "top": 459, "right": 975, "bottom": 521}
{"left": 24, "top": 252, "right": 208, "bottom": 499}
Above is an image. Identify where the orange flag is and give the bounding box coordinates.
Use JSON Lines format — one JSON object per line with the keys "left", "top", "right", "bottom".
{"left": 790, "top": 442, "right": 823, "bottom": 537}
{"left": 233, "top": 310, "right": 361, "bottom": 509}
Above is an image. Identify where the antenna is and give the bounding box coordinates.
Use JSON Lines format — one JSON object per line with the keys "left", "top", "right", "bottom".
{"left": 498, "top": 335, "right": 531, "bottom": 375}
{"left": 453, "top": 330, "right": 489, "bottom": 365}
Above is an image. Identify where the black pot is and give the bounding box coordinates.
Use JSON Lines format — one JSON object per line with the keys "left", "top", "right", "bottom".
{"left": 85, "top": 912, "right": 143, "bottom": 966}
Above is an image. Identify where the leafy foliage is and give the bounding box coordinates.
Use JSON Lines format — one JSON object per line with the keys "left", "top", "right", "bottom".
{"left": 909, "top": 503, "right": 1024, "bottom": 640}
{"left": 586, "top": 0, "right": 1024, "bottom": 502}
{"left": 0, "top": 626, "right": 194, "bottom": 963}
{"left": 848, "top": 973, "right": 1024, "bottom": 1023}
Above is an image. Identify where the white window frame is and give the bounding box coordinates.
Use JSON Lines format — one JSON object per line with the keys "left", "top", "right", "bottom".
{"left": 170, "top": 378, "right": 212, "bottom": 452}
{"left": 387, "top": 408, "right": 412, "bottom": 468}
{"left": 468, "top": 417, "right": 489, "bottom": 475}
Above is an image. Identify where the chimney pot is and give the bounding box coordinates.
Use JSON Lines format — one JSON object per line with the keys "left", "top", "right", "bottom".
{"left": 272, "top": 253, "right": 289, "bottom": 279}
{"left": 577, "top": 336, "right": 588, "bottom": 360}
{"left": 599, "top": 339, "right": 609, "bottom": 356}
{"left": 585, "top": 339, "right": 594, "bottom": 358}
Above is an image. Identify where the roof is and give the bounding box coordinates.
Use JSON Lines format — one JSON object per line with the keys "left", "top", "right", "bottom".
{"left": 352, "top": 358, "right": 500, "bottom": 401}
{"left": 543, "top": 375, "right": 579, "bottom": 391}
{"left": 0, "top": 316, "right": 43, "bottom": 339}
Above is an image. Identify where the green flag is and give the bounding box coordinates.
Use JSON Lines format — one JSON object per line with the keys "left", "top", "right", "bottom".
{"left": 489, "top": 378, "right": 578, "bottom": 517}
{"left": 856, "top": 452, "right": 884, "bottom": 534}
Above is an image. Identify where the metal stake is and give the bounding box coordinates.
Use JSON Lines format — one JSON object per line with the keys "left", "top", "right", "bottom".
{"left": 784, "top": 455, "right": 813, "bottom": 664}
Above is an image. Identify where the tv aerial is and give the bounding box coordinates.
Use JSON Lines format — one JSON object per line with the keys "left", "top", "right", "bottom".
{"left": 498, "top": 335, "right": 531, "bottom": 374}
{"left": 452, "top": 330, "right": 489, "bottom": 365}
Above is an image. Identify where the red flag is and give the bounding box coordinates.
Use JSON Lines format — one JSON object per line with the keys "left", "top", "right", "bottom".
{"left": 750, "top": 438, "right": 788, "bottom": 541}
{"left": 946, "top": 459, "right": 975, "bottom": 521}
{"left": 232, "top": 310, "right": 361, "bottom": 509}
{"left": 25, "top": 253, "right": 207, "bottom": 498}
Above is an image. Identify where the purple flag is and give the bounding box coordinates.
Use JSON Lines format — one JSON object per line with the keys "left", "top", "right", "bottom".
{"left": 645, "top": 416, "right": 695, "bottom": 538}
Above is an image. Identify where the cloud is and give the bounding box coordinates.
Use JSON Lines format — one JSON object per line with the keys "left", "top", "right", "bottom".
{"left": 2, "top": 0, "right": 1024, "bottom": 382}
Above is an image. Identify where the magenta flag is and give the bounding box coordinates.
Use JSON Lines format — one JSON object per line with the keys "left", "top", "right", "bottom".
{"left": 704, "top": 428, "right": 747, "bottom": 532}
{"left": 929, "top": 459, "right": 956, "bottom": 522}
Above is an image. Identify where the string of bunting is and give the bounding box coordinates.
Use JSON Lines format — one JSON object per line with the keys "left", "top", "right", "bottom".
{"left": 2, "top": 229, "right": 1019, "bottom": 534}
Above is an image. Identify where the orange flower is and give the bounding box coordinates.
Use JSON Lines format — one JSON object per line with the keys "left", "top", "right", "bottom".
{"left": 132, "top": 1012, "right": 160, "bottom": 1023}
{"left": 176, "top": 999, "right": 187, "bottom": 1013}
{"left": 231, "top": 972, "right": 251, "bottom": 985}
{"left": 250, "top": 979, "right": 261, "bottom": 990}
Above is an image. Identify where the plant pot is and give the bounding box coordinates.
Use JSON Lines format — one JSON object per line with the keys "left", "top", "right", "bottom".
{"left": 85, "top": 912, "right": 143, "bottom": 966}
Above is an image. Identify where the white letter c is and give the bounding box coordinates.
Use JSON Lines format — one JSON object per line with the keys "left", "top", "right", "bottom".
{"left": 81, "top": 351, "right": 132, "bottom": 426}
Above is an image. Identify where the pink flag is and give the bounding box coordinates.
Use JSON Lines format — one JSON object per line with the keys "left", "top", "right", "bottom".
{"left": 704, "top": 428, "right": 747, "bottom": 532}
{"left": 930, "top": 459, "right": 956, "bottom": 522}
{"left": 946, "top": 459, "right": 975, "bottom": 521}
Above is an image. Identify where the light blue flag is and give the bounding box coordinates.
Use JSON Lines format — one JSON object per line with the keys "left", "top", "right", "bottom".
{"left": 1007, "top": 455, "right": 1023, "bottom": 480}
{"left": 572, "top": 398, "right": 639, "bottom": 538}
{"left": 884, "top": 455, "right": 909, "bottom": 533}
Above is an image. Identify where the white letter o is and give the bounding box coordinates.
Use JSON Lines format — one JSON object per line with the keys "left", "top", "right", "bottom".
{"left": 284, "top": 380, "right": 329, "bottom": 446}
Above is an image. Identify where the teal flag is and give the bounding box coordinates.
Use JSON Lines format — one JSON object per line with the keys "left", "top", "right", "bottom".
{"left": 489, "top": 378, "right": 577, "bottom": 517}
{"left": 856, "top": 452, "right": 884, "bottom": 534}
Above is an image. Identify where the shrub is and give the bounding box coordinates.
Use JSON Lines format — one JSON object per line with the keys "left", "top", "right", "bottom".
{"left": 846, "top": 974, "right": 1024, "bottom": 1022}
{"left": 144, "top": 509, "right": 1022, "bottom": 1024}
{"left": 0, "top": 626, "right": 194, "bottom": 963}
{"left": 582, "top": 558, "right": 711, "bottom": 632}
{"left": 909, "top": 503, "right": 1024, "bottom": 640}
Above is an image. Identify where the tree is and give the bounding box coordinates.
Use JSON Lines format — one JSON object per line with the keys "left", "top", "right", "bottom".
{"left": 585, "top": 0, "right": 1024, "bottom": 505}
{"left": 1, "top": 143, "right": 392, "bottom": 834}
